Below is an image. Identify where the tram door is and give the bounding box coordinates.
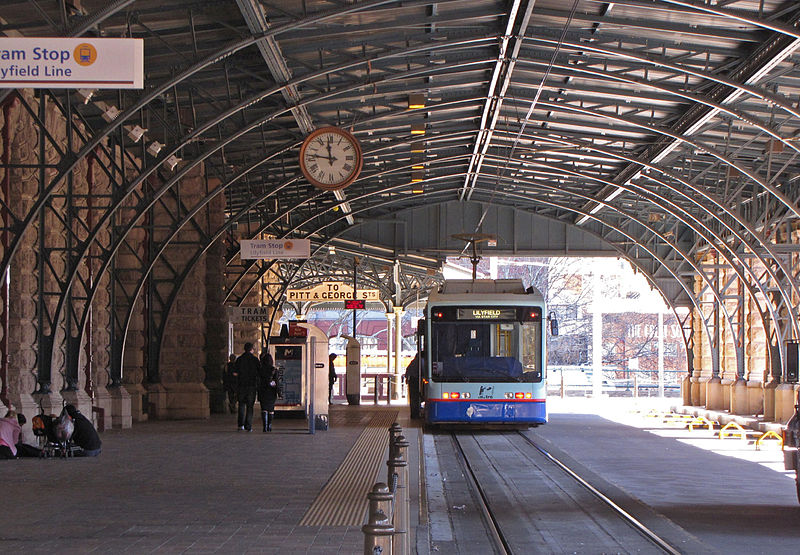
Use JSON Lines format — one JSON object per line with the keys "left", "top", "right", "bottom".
{"left": 495, "top": 323, "right": 516, "bottom": 357}
{"left": 274, "top": 344, "right": 303, "bottom": 408}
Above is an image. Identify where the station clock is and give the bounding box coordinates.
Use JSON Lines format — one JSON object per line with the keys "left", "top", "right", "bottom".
{"left": 299, "top": 126, "right": 363, "bottom": 191}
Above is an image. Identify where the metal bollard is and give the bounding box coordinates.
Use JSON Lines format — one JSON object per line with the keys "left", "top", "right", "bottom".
{"left": 362, "top": 483, "right": 394, "bottom": 555}
{"left": 388, "top": 435, "right": 410, "bottom": 555}
{"left": 388, "top": 422, "right": 402, "bottom": 462}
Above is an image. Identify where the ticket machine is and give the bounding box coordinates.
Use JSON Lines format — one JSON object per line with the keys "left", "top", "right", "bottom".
{"left": 270, "top": 321, "right": 330, "bottom": 431}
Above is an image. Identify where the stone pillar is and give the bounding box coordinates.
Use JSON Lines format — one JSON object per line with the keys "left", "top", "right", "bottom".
{"left": 764, "top": 379, "right": 778, "bottom": 421}
{"left": 721, "top": 377, "right": 733, "bottom": 409}
{"left": 746, "top": 380, "right": 764, "bottom": 416}
{"left": 704, "top": 376, "right": 723, "bottom": 409}
{"left": 108, "top": 385, "right": 132, "bottom": 428}
{"left": 125, "top": 383, "right": 148, "bottom": 422}
{"left": 154, "top": 165, "right": 214, "bottom": 419}
{"left": 203, "top": 187, "right": 228, "bottom": 414}
{"left": 729, "top": 377, "right": 749, "bottom": 415}
{"left": 681, "top": 374, "right": 692, "bottom": 405}
{"left": 119, "top": 226, "right": 148, "bottom": 422}
{"left": 690, "top": 376, "right": 702, "bottom": 406}
{"left": 92, "top": 386, "right": 114, "bottom": 430}
{"left": 775, "top": 383, "right": 797, "bottom": 424}
{"left": 4, "top": 91, "right": 44, "bottom": 440}
{"left": 145, "top": 382, "right": 168, "bottom": 419}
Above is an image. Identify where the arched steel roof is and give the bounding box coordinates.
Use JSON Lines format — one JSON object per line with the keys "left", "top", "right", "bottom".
{"left": 2, "top": 0, "right": 800, "bottom": 379}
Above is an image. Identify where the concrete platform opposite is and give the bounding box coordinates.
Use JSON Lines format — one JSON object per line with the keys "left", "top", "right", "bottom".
{"left": 528, "top": 398, "right": 800, "bottom": 554}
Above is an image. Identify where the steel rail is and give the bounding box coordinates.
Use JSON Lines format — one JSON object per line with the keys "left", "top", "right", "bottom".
{"left": 516, "top": 431, "right": 681, "bottom": 555}
{"left": 450, "top": 433, "right": 511, "bottom": 555}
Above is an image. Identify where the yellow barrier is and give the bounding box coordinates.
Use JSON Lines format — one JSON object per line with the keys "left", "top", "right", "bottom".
{"left": 718, "top": 421, "right": 762, "bottom": 441}
{"left": 755, "top": 430, "right": 783, "bottom": 451}
{"left": 662, "top": 413, "right": 693, "bottom": 424}
{"left": 687, "top": 417, "right": 715, "bottom": 432}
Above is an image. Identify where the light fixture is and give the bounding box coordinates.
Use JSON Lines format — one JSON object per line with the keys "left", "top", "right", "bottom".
{"left": 101, "top": 105, "right": 120, "bottom": 122}
{"left": 126, "top": 125, "right": 147, "bottom": 143}
{"left": 411, "top": 188, "right": 425, "bottom": 194}
{"left": 410, "top": 141, "right": 425, "bottom": 153}
{"left": 408, "top": 93, "right": 425, "bottom": 109}
{"left": 164, "top": 155, "right": 181, "bottom": 171}
{"left": 411, "top": 153, "right": 425, "bottom": 169}
{"left": 411, "top": 123, "right": 426, "bottom": 135}
{"left": 411, "top": 171, "right": 424, "bottom": 182}
{"left": 75, "top": 88, "right": 95, "bottom": 104}
{"left": 147, "top": 141, "right": 163, "bottom": 156}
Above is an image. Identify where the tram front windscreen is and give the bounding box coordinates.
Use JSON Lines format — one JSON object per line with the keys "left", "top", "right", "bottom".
{"left": 429, "top": 305, "right": 543, "bottom": 383}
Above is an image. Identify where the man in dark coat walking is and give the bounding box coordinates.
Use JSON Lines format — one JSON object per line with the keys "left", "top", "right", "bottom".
{"left": 233, "top": 342, "right": 260, "bottom": 431}
{"left": 328, "top": 353, "right": 337, "bottom": 404}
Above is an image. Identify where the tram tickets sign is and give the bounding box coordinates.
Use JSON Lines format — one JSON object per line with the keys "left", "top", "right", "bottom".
{"left": 227, "top": 306, "right": 271, "bottom": 323}
{"left": 286, "top": 282, "right": 380, "bottom": 302}
{"left": 240, "top": 238, "right": 310, "bottom": 259}
{"left": 0, "top": 38, "right": 143, "bottom": 89}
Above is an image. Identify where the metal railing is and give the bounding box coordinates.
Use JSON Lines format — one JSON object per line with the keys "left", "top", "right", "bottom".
{"left": 362, "top": 422, "right": 410, "bottom": 555}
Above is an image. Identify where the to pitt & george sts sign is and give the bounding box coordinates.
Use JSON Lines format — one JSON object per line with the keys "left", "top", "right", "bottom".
{"left": 0, "top": 38, "right": 143, "bottom": 89}
{"left": 286, "top": 282, "right": 380, "bottom": 302}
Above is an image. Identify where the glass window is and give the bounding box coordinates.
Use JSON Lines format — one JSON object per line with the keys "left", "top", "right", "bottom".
{"left": 430, "top": 319, "right": 542, "bottom": 383}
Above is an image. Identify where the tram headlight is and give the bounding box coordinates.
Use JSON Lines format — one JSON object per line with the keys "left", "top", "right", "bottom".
{"left": 442, "top": 392, "right": 450, "bottom": 399}
{"left": 524, "top": 392, "right": 532, "bottom": 399}
{"left": 462, "top": 392, "right": 471, "bottom": 399}
{"left": 515, "top": 392, "right": 524, "bottom": 399}
{"left": 505, "top": 392, "right": 513, "bottom": 399}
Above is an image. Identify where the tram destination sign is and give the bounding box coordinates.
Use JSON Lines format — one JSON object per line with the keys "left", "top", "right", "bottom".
{"left": 227, "top": 306, "right": 271, "bottom": 323}
{"left": 286, "top": 281, "right": 380, "bottom": 302}
{"left": 0, "top": 38, "right": 143, "bottom": 89}
{"left": 456, "top": 308, "right": 517, "bottom": 320}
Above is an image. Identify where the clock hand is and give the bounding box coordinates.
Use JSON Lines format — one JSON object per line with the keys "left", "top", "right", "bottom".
{"left": 326, "top": 138, "right": 334, "bottom": 165}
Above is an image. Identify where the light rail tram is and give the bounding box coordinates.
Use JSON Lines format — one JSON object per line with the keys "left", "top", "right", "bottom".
{"left": 417, "top": 279, "right": 552, "bottom": 427}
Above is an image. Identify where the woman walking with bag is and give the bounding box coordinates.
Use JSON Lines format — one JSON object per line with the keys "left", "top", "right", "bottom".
{"left": 258, "top": 352, "right": 281, "bottom": 432}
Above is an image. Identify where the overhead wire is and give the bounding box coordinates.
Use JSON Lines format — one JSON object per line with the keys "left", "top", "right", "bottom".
{"left": 463, "top": 0, "right": 582, "bottom": 257}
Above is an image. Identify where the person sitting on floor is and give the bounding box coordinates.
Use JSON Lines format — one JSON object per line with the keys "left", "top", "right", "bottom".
{"left": 0, "top": 410, "right": 41, "bottom": 459}
{"left": 63, "top": 404, "right": 102, "bottom": 457}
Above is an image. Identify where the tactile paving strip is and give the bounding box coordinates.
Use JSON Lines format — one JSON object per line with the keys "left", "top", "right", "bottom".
{"left": 299, "top": 411, "right": 399, "bottom": 526}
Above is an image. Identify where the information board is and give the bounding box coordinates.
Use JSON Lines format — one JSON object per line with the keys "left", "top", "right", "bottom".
{"left": 274, "top": 345, "right": 303, "bottom": 406}
{"left": 0, "top": 38, "right": 143, "bottom": 89}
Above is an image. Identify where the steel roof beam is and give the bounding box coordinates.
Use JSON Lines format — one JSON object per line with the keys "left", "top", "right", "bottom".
{"left": 459, "top": 0, "right": 536, "bottom": 202}
{"left": 575, "top": 7, "right": 800, "bottom": 224}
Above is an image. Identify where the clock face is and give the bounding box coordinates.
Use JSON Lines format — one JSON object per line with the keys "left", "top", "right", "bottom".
{"left": 299, "top": 127, "right": 363, "bottom": 191}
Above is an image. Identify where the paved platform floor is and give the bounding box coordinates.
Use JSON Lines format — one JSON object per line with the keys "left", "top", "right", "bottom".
{"left": 0, "top": 403, "right": 419, "bottom": 554}
{"left": 3, "top": 398, "right": 800, "bottom": 554}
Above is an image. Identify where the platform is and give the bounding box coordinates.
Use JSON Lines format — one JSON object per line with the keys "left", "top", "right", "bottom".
{"left": 0, "top": 404, "right": 421, "bottom": 554}
{"left": 1, "top": 399, "right": 800, "bottom": 554}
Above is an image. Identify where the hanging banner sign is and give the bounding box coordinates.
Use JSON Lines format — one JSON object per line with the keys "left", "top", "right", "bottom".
{"left": 286, "top": 281, "right": 380, "bottom": 302}
{"left": 0, "top": 38, "right": 144, "bottom": 89}
{"left": 227, "top": 306, "right": 271, "bottom": 323}
{"left": 240, "top": 238, "right": 310, "bottom": 259}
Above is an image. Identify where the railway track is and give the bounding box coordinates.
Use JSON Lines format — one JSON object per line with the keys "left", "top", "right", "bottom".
{"left": 446, "top": 431, "right": 682, "bottom": 554}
